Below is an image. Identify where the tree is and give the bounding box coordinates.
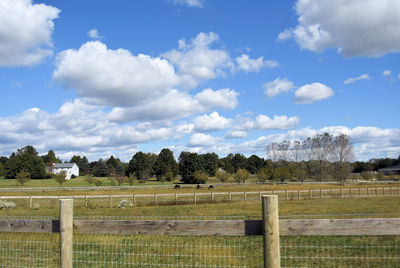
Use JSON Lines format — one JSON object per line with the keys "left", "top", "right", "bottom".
{"left": 154, "top": 148, "right": 178, "bottom": 181}
{"left": 193, "top": 170, "right": 208, "bottom": 184}
{"left": 215, "top": 169, "right": 230, "bottom": 184}
{"left": 231, "top": 154, "right": 247, "bottom": 172}
{"left": 178, "top": 152, "right": 205, "bottom": 184}
{"left": 233, "top": 169, "right": 250, "bottom": 184}
{"left": 246, "top": 155, "right": 265, "bottom": 174}
{"left": 312, "top": 133, "right": 333, "bottom": 181}
{"left": 4, "top": 146, "right": 45, "bottom": 179}
{"left": 361, "top": 170, "right": 374, "bottom": 181}
{"left": 42, "top": 150, "right": 61, "bottom": 164}
{"left": 202, "top": 153, "right": 218, "bottom": 176}
{"left": 106, "top": 155, "right": 120, "bottom": 170}
{"left": 92, "top": 159, "right": 109, "bottom": 177}
{"left": 128, "top": 152, "right": 152, "bottom": 181}
{"left": 332, "top": 134, "right": 354, "bottom": 182}
{"left": 16, "top": 170, "right": 30, "bottom": 186}
{"left": 274, "top": 167, "right": 292, "bottom": 183}
{"left": 257, "top": 167, "right": 274, "bottom": 184}
{"left": 54, "top": 171, "right": 67, "bottom": 186}
{"left": 79, "top": 156, "right": 90, "bottom": 175}
{"left": 84, "top": 175, "right": 95, "bottom": 186}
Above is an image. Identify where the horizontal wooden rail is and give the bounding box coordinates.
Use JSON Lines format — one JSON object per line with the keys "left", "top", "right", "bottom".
{"left": 1, "top": 217, "right": 399, "bottom": 236}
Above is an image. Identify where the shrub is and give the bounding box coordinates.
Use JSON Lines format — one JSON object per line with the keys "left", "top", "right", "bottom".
{"left": 54, "top": 171, "right": 67, "bottom": 186}
{"left": 257, "top": 167, "right": 273, "bottom": 184}
{"left": 193, "top": 170, "right": 208, "bottom": 184}
{"left": 71, "top": 174, "right": 76, "bottom": 179}
{"left": 215, "top": 170, "right": 230, "bottom": 184}
{"left": 16, "top": 170, "right": 30, "bottom": 186}
{"left": 84, "top": 175, "right": 95, "bottom": 186}
{"left": 94, "top": 179, "right": 103, "bottom": 187}
{"left": 32, "top": 203, "right": 40, "bottom": 210}
{"left": 126, "top": 175, "right": 135, "bottom": 185}
{"left": 233, "top": 169, "right": 250, "bottom": 184}
{"left": 0, "top": 200, "right": 16, "bottom": 209}
{"left": 118, "top": 199, "right": 132, "bottom": 208}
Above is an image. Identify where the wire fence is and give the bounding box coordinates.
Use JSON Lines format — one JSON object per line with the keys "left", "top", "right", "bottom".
{"left": 1, "top": 213, "right": 400, "bottom": 267}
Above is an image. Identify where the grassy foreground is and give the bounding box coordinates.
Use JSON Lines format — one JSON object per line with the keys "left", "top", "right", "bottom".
{"left": 1, "top": 196, "right": 399, "bottom": 267}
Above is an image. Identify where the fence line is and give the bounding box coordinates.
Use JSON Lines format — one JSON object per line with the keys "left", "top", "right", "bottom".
{"left": 1, "top": 186, "right": 400, "bottom": 208}
{"left": 1, "top": 197, "right": 400, "bottom": 267}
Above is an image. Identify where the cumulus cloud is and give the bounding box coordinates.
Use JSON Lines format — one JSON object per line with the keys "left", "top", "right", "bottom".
{"left": 88, "top": 29, "right": 102, "bottom": 39}
{"left": 344, "top": 74, "right": 370, "bottom": 84}
{"left": 162, "top": 32, "right": 232, "bottom": 89}
{"left": 172, "top": 0, "right": 204, "bottom": 8}
{"left": 225, "top": 130, "right": 248, "bottom": 139}
{"left": 279, "top": 0, "right": 400, "bottom": 57}
{"left": 383, "top": 70, "right": 392, "bottom": 76}
{"left": 263, "top": 77, "right": 295, "bottom": 98}
{"left": 0, "top": 99, "right": 175, "bottom": 160}
{"left": 294, "top": 82, "right": 334, "bottom": 104}
{"left": 236, "top": 115, "right": 300, "bottom": 131}
{"left": 0, "top": 0, "right": 60, "bottom": 66}
{"left": 53, "top": 41, "right": 178, "bottom": 107}
{"left": 235, "top": 54, "right": 278, "bottom": 73}
{"left": 188, "top": 133, "right": 220, "bottom": 147}
{"left": 107, "top": 88, "right": 239, "bottom": 122}
{"left": 194, "top": 112, "right": 232, "bottom": 132}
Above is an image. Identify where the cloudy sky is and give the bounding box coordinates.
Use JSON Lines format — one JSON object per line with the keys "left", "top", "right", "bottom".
{"left": 1, "top": 0, "right": 399, "bottom": 161}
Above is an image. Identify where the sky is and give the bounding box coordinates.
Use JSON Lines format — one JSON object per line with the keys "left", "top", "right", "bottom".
{"left": 0, "top": 0, "right": 399, "bottom": 162}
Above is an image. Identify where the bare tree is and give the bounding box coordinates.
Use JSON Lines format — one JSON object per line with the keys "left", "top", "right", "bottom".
{"left": 267, "top": 142, "right": 279, "bottom": 167}
{"left": 312, "top": 133, "right": 333, "bottom": 181}
{"left": 302, "top": 137, "right": 314, "bottom": 178}
{"left": 332, "top": 134, "right": 354, "bottom": 183}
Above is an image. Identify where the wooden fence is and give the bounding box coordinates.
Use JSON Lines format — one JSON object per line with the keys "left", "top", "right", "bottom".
{"left": 1, "top": 197, "right": 400, "bottom": 267}
{"left": 1, "top": 186, "right": 400, "bottom": 209}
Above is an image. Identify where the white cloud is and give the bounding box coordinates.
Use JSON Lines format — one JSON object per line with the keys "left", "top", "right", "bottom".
{"left": 88, "top": 29, "right": 102, "bottom": 39}
{"left": 172, "top": 0, "right": 203, "bottom": 8}
{"left": 0, "top": 0, "right": 60, "bottom": 66}
{"left": 279, "top": 0, "right": 400, "bottom": 57}
{"left": 107, "top": 88, "right": 239, "bottom": 122}
{"left": 263, "top": 77, "right": 295, "bottom": 98}
{"left": 383, "top": 70, "right": 392, "bottom": 76}
{"left": 294, "top": 82, "right": 334, "bottom": 104}
{"left": 195, "top": 88, "right": 239, "bottom": 110}
{"left": 344, "top": 74, "right": 370, "bottom": 84}
{"left": 53, "top": 41, "right": 178, "bottom": 107}
{"left": 398, "top": 73, "right": 400, "bottom": 80}
{"left": 277, "top": 29, "right": 292, "bottom": 41}
{"left": 235, "top": 54, "right": 278, "bottom": 73}
{"left": 194, "top": 112, "right": 232, "bottom": 132}
{"left": 225, "top": 130, "right": 248, "bottom": 139}
{"left": 236, "top": 115, "right": 300, "bottom": 131}
{"left": 162, "top": 32, "right": 232, "bottom": 89}
{"left": 188, "top": 133, "right": 220, "bottom": 147}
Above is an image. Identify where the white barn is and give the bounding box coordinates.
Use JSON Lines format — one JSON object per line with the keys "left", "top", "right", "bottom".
{"left": 52, "top": 163, "right": 79, "bottom": 180}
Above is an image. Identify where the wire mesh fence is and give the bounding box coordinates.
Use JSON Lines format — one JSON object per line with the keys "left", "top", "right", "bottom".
{"left": 1, "top": 213, "right": 400, "bottom": 267}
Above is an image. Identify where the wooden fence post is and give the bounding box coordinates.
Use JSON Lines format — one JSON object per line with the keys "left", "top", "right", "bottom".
{"left": 309, "top": 189, "right": 312, "bottom": 199}
{"left": 330, "top": 189, "right": 332, "bottom": 198}
{"left": 132, "top": 194, "right": 135, "bottom": 206}
{"left": 285, "top": 190, "right": 288, "bottom": 201}
{"left": 375, "top": 187, "right": 378, "bottom": 196}
{"left": 29, "top": 196, "right": 33, "bottom": 209}
{"left": 154, "top": 194, "right": 157, "bottom": 206}
{"left": 194, "top": 193, "right": 197, "bottom": 204}
{"left": 85, "top": 196, "right": 88, "bottom": 208}
{"left": 297, "top": 190, "right": 300, "bottom": 200}
{"left": 319, "top": 189, "right": 322, "bottom": 199}
{"left": 60, "top": 199, "right": 73, "bottom": 268}
{"left": 175, "top": 194, "right": 177, "bottom": 205}
{"left": 262, "top": 195, "right": 280, "bottom": 268}
{"left": 229, "top": 192, "right": 232, "bottom": 201}
{"left": 243, "top": 192, "right": 246, "bottom": 204}
{"left": 109, "top": 195, "right": 112, "bottom": 208}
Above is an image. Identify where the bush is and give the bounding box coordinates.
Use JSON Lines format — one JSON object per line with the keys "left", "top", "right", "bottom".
{"left": 118, "top": 199, "right": 132, "bottom": 208}
{"left": 94, "top": 179, "right": 103, "bottom": 187}
{"left": 215, "top": 170, "right": 230, "bottom": 184}
{"left": 32, "top": 203, "right": 40, "bottom": 210}
{"left": 0, "top": 200, "right": 16, "bottom": 209}
{"left": 193, "top": 170, "right": 208, "bottom": 184}
{"left": 233, "top": 169, "right": 250, "bottom": 183}
{"left": 71, "top": 174, "right": 76, "bottom": 179}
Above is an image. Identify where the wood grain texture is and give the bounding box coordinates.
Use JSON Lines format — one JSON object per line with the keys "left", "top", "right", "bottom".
{"left": 1, "top": 218, "right": 399, "bottom": 236}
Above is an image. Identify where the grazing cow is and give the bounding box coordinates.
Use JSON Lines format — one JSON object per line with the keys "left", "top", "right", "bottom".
{"left": 174, "top": 184, "right": 181, "bottom": 189}
{"left": 208, "top": 185, "right": 214, "bottom": 190}
{"left": 196, "top": 184, "right": 201, "bottom": 190}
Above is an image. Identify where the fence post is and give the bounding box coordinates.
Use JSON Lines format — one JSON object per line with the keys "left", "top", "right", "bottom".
{"left": 85, "top": 196, "right": 88, "bottom": 208}
{"left": 229, "top": 192, "right": 232, "bottom": 201}
{"left": 194, "top": 193, "right": 197, "bottom": 204}
{"left": 309, "top": 189, "right": 312, "bottom": 199}
{"left": 109, "top": 195, "right": 112, "bottom": 208}
{"left": 132, "top": 194, "right": 135, "bottom": 205}
{"left": 297, "top": 190, "right": 300, "bottom": 199}
{"left": 29, "top": 196, "right": 33, "bottom": 209}
{"left": 319, "top": 189, "right": 322, "bottom": 199}
{"left": 60, "top": 199, "right": 73, "bottom": 268}
{"left": 262, "top": 195, "right": 280, "bottom": 268}
{"left": 375, "top": 187, "right": 378, "bottom": 196}
{"left": 285, "top": 190, "right": 288, "bottom": 201}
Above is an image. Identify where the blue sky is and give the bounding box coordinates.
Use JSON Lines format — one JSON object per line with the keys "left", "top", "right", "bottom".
{"left": 0, "top": 0, "right": 399, "bottom": 161}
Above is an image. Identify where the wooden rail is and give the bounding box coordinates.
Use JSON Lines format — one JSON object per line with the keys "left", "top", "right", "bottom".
{"left": 1, "top": 217, "right": 399, "bottom": 236}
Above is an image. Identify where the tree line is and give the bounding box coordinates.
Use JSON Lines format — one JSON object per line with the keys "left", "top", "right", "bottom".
{"left": 0, "top": 133, "right": 399, "bottom": 185}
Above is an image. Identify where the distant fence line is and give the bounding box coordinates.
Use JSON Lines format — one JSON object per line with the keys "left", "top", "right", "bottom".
{"left": 0, "top": 180, "right": 398, "bottom": 192}
{"left": 1, "top": 197, "right": 400, "bottom": 267}
{"left": 1, "top": 186, "right": 399, "bottom": 209}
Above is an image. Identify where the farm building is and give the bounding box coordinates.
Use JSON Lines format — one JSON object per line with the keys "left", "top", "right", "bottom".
{"left": 51, "top": 163, "right": 79, "bottom": 180}
{"left": 378, "top": 164, "right": 400, "bottom": 175}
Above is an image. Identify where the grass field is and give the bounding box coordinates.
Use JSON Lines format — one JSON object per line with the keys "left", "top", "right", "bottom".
{"left": 1, "top": 190, "right": 400, "bottom": 267}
